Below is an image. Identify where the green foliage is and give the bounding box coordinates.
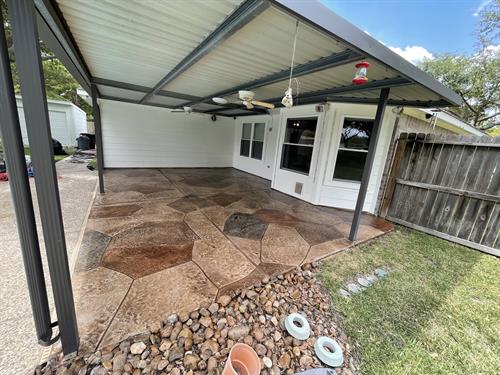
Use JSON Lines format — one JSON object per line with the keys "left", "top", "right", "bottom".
{"left": 1, "top": 0, "right": 92, "bottom": 119}
{"left": 319, "top": 227, "right": 500, "bottom": 374}
{"left": 477, "top": 0, "right": 500, "bottom": 46}
{"left": 420, "top": 50, "right": 500, "bottom": 129}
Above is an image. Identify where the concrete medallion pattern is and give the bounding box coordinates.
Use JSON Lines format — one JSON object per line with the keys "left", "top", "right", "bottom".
{"left": 73, "top": 168, "right": 393, "bottom": 351}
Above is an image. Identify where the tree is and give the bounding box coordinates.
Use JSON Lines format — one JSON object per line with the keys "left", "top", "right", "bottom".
{"left": 1, "top": 0, "right": 92, "bottom": 118}
{"left": 420, "top": 1, "right": 500, "bottom": 131}
{"left": 420, "top": 50, "right": 499, "bottom": 130}
{"left": 477, "top": 0, "right": 500, "bottom": 47}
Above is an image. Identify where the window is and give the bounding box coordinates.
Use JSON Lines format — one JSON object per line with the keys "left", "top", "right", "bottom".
{"left": 333, "top": 118, "right": 374, "bottom": 182}
{"left": 280, "top": 117, "right": 317, "bottom": 175}
{"left": 240, "top": 122, "right": 265, "bottom": 160}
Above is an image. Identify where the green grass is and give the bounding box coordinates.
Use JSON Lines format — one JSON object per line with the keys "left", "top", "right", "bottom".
{"left": 319, "top": 226, "right": 500, "bottom": 375}
{"left": 24, "top": 146, "right": 74, "bottom": 162}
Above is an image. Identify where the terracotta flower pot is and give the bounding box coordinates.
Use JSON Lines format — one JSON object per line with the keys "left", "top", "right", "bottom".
{"left": 222, "top": 343, "right": 260, "bottom": 375}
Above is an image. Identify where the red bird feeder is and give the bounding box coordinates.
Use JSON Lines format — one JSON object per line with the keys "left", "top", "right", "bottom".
{"left": 352, "top": 61, "right": 370, "bottom": 85}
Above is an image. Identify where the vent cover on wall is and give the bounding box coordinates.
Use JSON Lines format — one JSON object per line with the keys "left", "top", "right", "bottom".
{"left": 294, "top": 182, "right": 303, "bottom": 194}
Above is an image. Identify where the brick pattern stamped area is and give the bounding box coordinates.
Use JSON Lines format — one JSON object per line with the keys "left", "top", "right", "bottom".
{"left": 73, "top": 168, "right": 393, "bottom": 352}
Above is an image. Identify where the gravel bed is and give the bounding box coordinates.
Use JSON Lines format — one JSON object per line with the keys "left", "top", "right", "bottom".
{"left": 34, "top": 263, "right": 359, "bottom": 375}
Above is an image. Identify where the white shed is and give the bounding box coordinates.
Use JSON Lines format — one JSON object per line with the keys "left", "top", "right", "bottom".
{"left": 16, "top": 96, "right": 87, "bottom": 147}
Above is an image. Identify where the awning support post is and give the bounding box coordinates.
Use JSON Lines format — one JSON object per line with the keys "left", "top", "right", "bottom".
{"left": 0, "top": 6, "right": 55, "bottom": 346}
{"left": 349, "top": 87, "right": 390, "bottom": 241}
{"left": 91, "top": 83, "right": 105, "bottom": 193}
{"left": 8, "top": 0, "right": 79, "bottom": 354}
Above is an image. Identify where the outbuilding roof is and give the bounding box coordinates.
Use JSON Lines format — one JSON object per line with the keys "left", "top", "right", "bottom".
{"left": 35, "top": 0, "right": 463, "bottom": 117}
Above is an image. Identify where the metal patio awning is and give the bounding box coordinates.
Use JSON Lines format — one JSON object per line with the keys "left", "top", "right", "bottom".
{"left": 34, "top": 0, "right": 462, "bottom": 117}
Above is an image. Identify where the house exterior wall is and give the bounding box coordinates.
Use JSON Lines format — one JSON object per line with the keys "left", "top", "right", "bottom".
{"left": 316, "top": 103, "right": 396, "bottom": 213}
{"left": 100, "top": 100, "right": 235, "bottom": 168}
{"left": 232, "top": 102, "right": 397, "bottom": 214}
{"left": 16, "top": 97, "right": 86, "bottom": 147}
{"left": 99, "top": 100, "right": 473, "bottom": 215}
{"left": 395, "top": 113, "right": 455, "bottom": 136}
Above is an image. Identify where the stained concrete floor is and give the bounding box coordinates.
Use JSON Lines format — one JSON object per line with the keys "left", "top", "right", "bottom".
{"left": 73, "top": 168, "right": 393, "bottom": 353}
{"left": 0, "top": 159, "right": 98, "bottom": 374}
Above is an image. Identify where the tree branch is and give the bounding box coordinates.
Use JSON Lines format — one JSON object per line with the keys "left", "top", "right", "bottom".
{"left": 479, "top": 122, "right": 500, "bottom": 130}
{"left": 457, "top": 91, "right": 479, "bottom": 116}
{"left": 478, "top": 111, "right": 500, "bottom": 122}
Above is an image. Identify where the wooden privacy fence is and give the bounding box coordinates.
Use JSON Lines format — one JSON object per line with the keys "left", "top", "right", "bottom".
{"left": 381, "top": 132, "right": 500, "bottom": 256}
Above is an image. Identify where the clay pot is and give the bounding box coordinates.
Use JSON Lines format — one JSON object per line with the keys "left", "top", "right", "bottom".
{"left": 222, "top": 343, "right": 260, "bottom": 375}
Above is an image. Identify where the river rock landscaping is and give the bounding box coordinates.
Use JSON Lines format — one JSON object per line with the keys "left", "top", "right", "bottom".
{"left": 35, "top": 262, "right": 358, "bottom": 375}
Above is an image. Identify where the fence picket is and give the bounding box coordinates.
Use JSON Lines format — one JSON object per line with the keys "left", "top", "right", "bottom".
{"left": 385, "top": 132, "right": 499, "bottom": 256}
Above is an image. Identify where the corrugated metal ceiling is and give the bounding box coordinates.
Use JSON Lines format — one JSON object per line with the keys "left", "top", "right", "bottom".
{"left": 56, "top": 0, "right": 245, "bottom": 87}
{"left": 162, "top": 6, "right": 346, "bottom": 97}
{"left": 52, "top": 0, "right": 457, "bottom": 114}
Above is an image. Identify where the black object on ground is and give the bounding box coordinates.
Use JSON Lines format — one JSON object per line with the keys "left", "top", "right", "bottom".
{"left": 76, "top": 135, "right": 91, "bottom": 151}
{"left": 52, "top": 138, "right": 67, "bottom": 155}
{"left": 79, "top": 133, "right": 95, "bottom": 149}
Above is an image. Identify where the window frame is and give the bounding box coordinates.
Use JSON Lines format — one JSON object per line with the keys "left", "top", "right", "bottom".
{"left": 239, "top": 121, "right": 266, "bottom": 161}
{"left": 280, "top": 116, "right": 319, "bottom": 176}
{"left": 331, "top": 115, "right": 375, "bottom": 183}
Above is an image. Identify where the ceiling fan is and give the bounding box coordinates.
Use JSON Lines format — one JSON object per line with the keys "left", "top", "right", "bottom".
{"left": 212, "top": 90, "right": 275, "bottom": 110}
{"left": 170, "top": 106, "right": 193, "bottom": 114}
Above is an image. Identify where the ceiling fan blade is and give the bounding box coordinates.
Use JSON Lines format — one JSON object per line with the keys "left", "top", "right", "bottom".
{"left": 171, "top": 109, "right": 185, "bottom": 112}
{"left": 242, "top": 100, "right": 254, "bottom": 110}
{"left": 212, "top": 97, "right": 229, "bottom": 105}
{"left": 251, "top": 100, "right": 275, "bottom": 109}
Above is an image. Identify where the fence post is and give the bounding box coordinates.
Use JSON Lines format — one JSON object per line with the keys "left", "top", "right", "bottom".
{"left": 380, "top": 132, "right": 408, "bottom": 217}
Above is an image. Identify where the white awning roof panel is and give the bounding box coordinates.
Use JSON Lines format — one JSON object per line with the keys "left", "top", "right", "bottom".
{"left": 56, "top": 0, "right": 245, "bottom": 87}
{"left": 41, "top": 0, "right": 462, "bottom": 115}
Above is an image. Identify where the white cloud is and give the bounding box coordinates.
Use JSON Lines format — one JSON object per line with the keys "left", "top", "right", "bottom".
{"left": 473, "top": 0, "right": 492, "bottom": 16}
{"left": 483, "top": 44, "right": 500, "bottom": 54}
{"left": 389, "top": 45, "right": 434, "bottom": 64}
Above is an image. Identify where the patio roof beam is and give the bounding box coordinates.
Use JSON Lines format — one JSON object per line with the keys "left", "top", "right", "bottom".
{"left": 99, "top": 95, "right": 235, "bottom": 117}
{"left": 100, "top": 95, "right": 174, "bottom": 109}
{"left": 349, "top": 87, "right": 390, "bottom": 241}
{"left": 91, "top": 84, "right": 104, "bottom": 194}
{"left": 272, "top": 95, "right": 451, "bottom": 108}
{"left": 34, "top": 0, "right": 93, "bottom": 94}
{"left": 266, "top": 76, "right": 411, "bottom": 105}
{"left": 94, "top": 78, "right": 266, "bottom": 113}
{"left": 92, "top": 77, "right": 203, "bottom": 102}
{"left": 139, "top": 0, "right": 270, "bottom": 104}
{"left": 202, "top": 104, "right": 268, "bottom": 114}
{"left": 180, "top": 49, "right": 363, "bottom": 108}
{"left": 8, "top": 0, "right": 79, "bottom": 354}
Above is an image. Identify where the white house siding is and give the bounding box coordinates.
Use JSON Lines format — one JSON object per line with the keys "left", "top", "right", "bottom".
{"left": 16, "top": 97, "right": 87, "bottom": 147}
{"left": 100, "top": 100, "right": 235, "bottom": 168}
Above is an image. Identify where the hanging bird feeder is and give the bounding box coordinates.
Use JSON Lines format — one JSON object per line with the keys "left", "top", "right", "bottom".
{"left": 352, "top": 61, "right": 370, "bottom": 85}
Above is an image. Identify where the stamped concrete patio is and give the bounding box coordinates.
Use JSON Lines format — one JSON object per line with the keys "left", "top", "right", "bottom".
{"left": 72, "top": 168, "right": 393, "bottom": 352}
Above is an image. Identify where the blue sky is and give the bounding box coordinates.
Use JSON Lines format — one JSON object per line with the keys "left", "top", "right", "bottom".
{"left": 321, "top": 0, "right": 491, "bottom": 63}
